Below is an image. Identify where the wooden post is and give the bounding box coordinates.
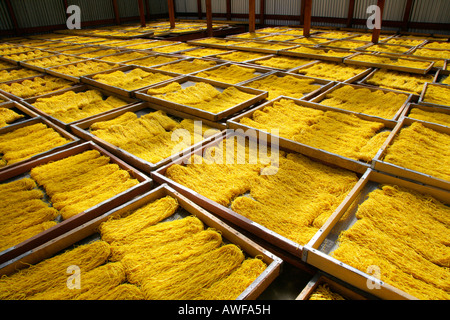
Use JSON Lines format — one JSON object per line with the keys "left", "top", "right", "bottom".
{"left": 145, "top": 0, "right": 151, "bottom": 21}
{"left": 260, "top": 0, "right": 265, "bottom": 26}
{"left": 303, "top": 0, "right": 312, "bottom": 37}
{"left": 206, "top": 0, "right": 213, "bottom": 37}
{"left": 346, "top": 0, "right": 355, "bottom": 28}
{"left": 249, "top": 0, "right": 256, "bottom": 33}
{"left": 371, "top": 0, "right": 385, "bottom": 44}
{"left": 197, "top": 0, "right": 203, "bottom": 20}
{"left": 300, "top": 0, "right": 306, "bottom": 26}
{"left": 168, "top": 0, "right": 175, "bottom": 29}
{"left": 402, "top": 0, "right": 414, "bottom": 31}
{"left": 138, "top": 0, "right": 146, "bottom": 27}
{"left": 226, "top": 0, "right": 232, "bottom": 21}
{"left": 112, "top": 0, "right": 121, "bottom": 25}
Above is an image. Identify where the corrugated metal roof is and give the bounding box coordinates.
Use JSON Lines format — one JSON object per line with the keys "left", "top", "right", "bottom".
{"left": 0, "top": 0, "right": 13, "bottom": 30}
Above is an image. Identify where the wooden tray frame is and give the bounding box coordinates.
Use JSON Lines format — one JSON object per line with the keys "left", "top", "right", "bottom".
{"left": 21, "top": 84, "right": 139, "bottom": 130}
{"left": 227, "top": 95, "right": 396, "bottom": 174}
{"left": 309, "top": 82, "right": 415, "bottom": 121}
{"left": 135, "top": 75, "right": 268, "bottom": 122}
{"left": 0, "top": 116, "right": 81, "bottom": 172}
{"left": 80, "top": 65, "right": 182, "bottom": 98}
{"left": 400, "top": 102, "right": 450, "bottom": 126}
{"left": 151, "top": 130, "right": 368, "bottom": 259}
{"left": 303, "top": 168, "right": 450, "bottom": 300}
{"left": 0, "top": 74, "right": 77, "bottom": 101}
{"left": 20, "top": 54, "right": 86, "bottom": 73}
{"left": 0, "top": 141, "right": 152, "bottom": 265}
{"left": 372, "top": 117, "right": 450, "bottom": 191}
{"left": 238, "top": 71, "right": 335, "bottom": 102}
{"left": 0, "top": 183, "right": 282, "bottom": 300}
{"left": 358, "top": 68, "right": 436, "bottom": 96}
{"left": 290, "top": 60, "right": 373, "bottom": 84}
{"left": 71, "top": 101, "right": 226, "bottom": 173}
{"left": 344, "top": 52, "right": 435, "bottom": 75}
{"left": 46, "top": 59, "right": 125, "bottom": 83}
{"left": 296, "top": 272, "right": 377, "bottom": 300}
{"left": 318, "top": 39, "right": 371, "bottom": 51}
{"left": 418, "top": 82, "right": 450, "bottom": 108}
{"left": 0, "top": 49, "right": 58, "bottom": 66}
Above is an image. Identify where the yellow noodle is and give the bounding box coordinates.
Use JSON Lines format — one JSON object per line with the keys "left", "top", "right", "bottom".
{"left": 0, "top": 241, "right": 111, "bottom": 300}
{"left": 408, "top": 108, "right": 450, "bottom": 127}
{"left": 0, "top": 221, "right": 57, "bottom": 253}
{"left": 308, "top": 284, "right": 346, "bottom": 300}
{"left": 100, "top": 283, "right": 144, "bottom": 300}
{"left": 195, "top": 258, "right": 267, "bottom": 300}
{"left": 140, "top": 244, "right": 244, "bottom": 300}
{"left": 99, "top": 196, "right": 179, "bottom": 244}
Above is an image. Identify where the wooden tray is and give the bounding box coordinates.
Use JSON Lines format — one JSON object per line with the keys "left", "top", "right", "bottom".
{"left": 135, "top": 75, "right": 268, "bottom": 122}
{"left": 81, "top": 65, "right": 182, "bottom": 98}
{"left": 124, "top": 53, "right": 184, "bottom": 68}
{"left": 0, "top": 141, "right": 152, "bottom": 265}
{"left": 71, "top": 101, "right": 226, "bottom": 173}
{"left": 189, "top": 62, "right": 274, "bottom": 85}
{"left": 20, "top": 54, "right": 85, "bottom": 73}
{"left": 0, "top": 74, "right": 77, "bottom": 101}
{"left": 0, "top": 49, "right": 57, "bottom": 66}
{"left": 319, "top": 39, "right": 371, "bottom": 51}
{"left": 419, "top": 82, "right": 450, "bottom": 108}
{"left": 400, "top": 102, "right": 450, "bottom": 126}
{"left": 238, "top": 71, "right": 335, "bottom": 101}
{"left": 296, "top": 272, "right": 378, "bottom": 300}
{"left": 303, "top": 168, "right": 450, "bottom": 300}
{"left": 309, "top": 82, "right": 414, "bottom": 121}
{"left": 279, "top": 46, "right": 356, "bottom": 63}
{"left": 358, "top": 68, "right": 436, "bottom": 96}
{"left": 242, "top": 54, "right": 318, "bottom": 72}
{"left": 0, "top": 184, "right": 282, "bottom": 300}
{"left": 227, "top": 95, "right": 396, "bottom": 174}
{"left": 372, "top": 117, "right": 450, "bottom": 191}
{"left": 21, "top": 84, "right": 139, "bottom": 130}
{"left": 152, "top": 57, "right": 225, "bottom": 76}
{"left": 344, "top": 52, "right": 435, "bottom": 75}
{"left": 46, "top": 59, "right": 125, "bottom": 83}
{"left": 187, "top": 37, "right": 242, "bottom": 49}
{"left": 290, "top": 60, "right": 373, "bottom": 84}
{"left": 0, "top": 116, "right": 81, "bottom": 172}
{"left": 151, "top": 130, "right": 367, "bottom": 259}
{"left": 356, "top": 43, "right": 414, "bottom": 56}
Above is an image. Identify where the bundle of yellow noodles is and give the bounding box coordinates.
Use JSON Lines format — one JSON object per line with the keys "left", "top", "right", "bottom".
{"left": 0, "top": 68, "right": 40, "bottom": 82}
{"left": 183, "top": 47, "right": 231, "bottom": 57}
{"left": 92, "top": 68, "right": 174, "bottom": 91}
{"left": 423, "top": 84, "right": 450, "bottom": 107}
{"left": 32, "top": 89, "right": 128, "bottom": 123}
{"left": 0, "top": 178, "right": 59, "bottom": 252}
{"left": 25, "top": 55, "right": 83, "bottom": 68}
{"left": 99, "top": 51, "right": 147, "bottom": 63}
{"left": 0, "top": 75, "right": 73, "bottom": 99}
{"left": 286, "top": 46, "right": 351, "bottom": 58}
{"left": 319, "top": 85, "right": 409, "bottom": 119}
{"left": 155, "top": 58, "right": 216, "bottom": 74}
{"left": 124, "top": 55, "right": 178, "bottom": 67}
{"left": 0, "top": 122, "right": 72, "bottom": 167}
{"left": 366, "top": 69, "right": 434, "bottom": 94}
{"left": 407, "top": 108, "right": 450, "bottom": 127}
{"left": 166, "top": 136, "right": 359, "bottom": 245}
{"left": 152, "top": 43, "right": 197, "bottom": 53}
{"left": 89, "top": 110, "right": 219, "bottom": 163}
{"left": 195, "top": 64, "right": 259, "bottom": 84}
{"left": 214, "top": 51, "right": 268, "bottom": 62}
{"left": 253, "top": 56, "right": 314, "bottom": 70}
{"left": 147, "top": 82, "right": 257, "bottom": 114}
{"left": 348, "top": 54, "right": 432, "bottom": 69}
{"left": 239, "top": 98, "right": 388, "bottom": 162}
{"left": 0, "top": 241, "right": 111, "bottom": 300}
{"left": 332, "top": 185, "right": 450, "bottom": 300}
{"left": 245, "top": 74, "right": 321, "bottom": 100}
{"left": 50, "top": 60, "right": 121, "bottom": 77}
{"left": 0, "top": 107, "right": 24, "bottom": 128}
{"left": 30, "top": 149, "right": 140, "bottom": 219}
{"left": 382, "top": 122, "right": 450, "bottom": 181}
{"left": 296, "top": 61, "right": 367, "bottom": 81}
{"left": 308, "top": 284, "right": 346, "bottom": 300}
